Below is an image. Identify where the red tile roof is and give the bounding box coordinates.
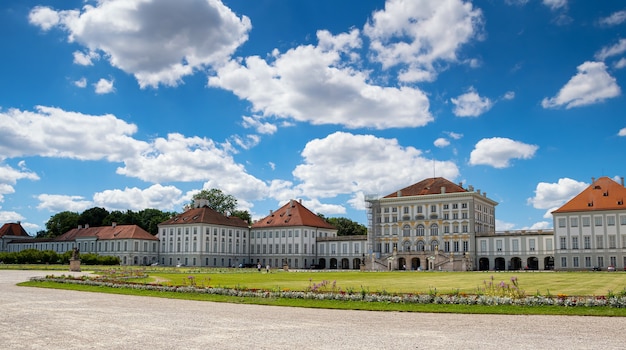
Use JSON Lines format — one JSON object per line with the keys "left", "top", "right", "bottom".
{"left": 384, "top": 177, "right": 467, "bottom": 198}
{"left": 159, "top": 206, "right": 249, "bottom": 228}
{"left": 553, "top": 176, "right": 626, "bottom": 213}
{"left": 252, "top": 200, "right": 336, "bottom": 230}
{"left": 55, "top": 224, "right": 157, "bottom": 241}
{"left": 0, "top": 223, "right": 30, "bottom": 238}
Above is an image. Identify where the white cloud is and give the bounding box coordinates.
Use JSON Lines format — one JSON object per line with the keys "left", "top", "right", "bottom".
{"left": 503, "top": 91, "right": 515, "bottom": 100}
{"left": 527, "top": 221, "right": 552, "bottom": 230}
{"left": 28, "top": 6, "right": 60, "bottom": 31}
{"left": 541, "top": 61, "right": 620, "bottom": 109}
{"left": 469, "top": 137, "right": 538, "bottom": 168}
{"left": 231, "top": 134, "right": 261, "bottom": 150}
{"left": 0, "top": 106, "right": 147, "bottom": 162}
{"left": 447, "top": 131, "right": 463, "bottom": 140}
{"left": 0, "top": 211, "right": 25, "bottom": 224}
{"left": 74, "top": 77, "right": 87, "bottom": 88}
{"left": 543, "top": 0, "right": 567, "bottom": 11}
{"left": 495, "top": 219, "right": 516, "bottom": 231}
{"left": 434, "top": 138, "right": 450, "bottom": 148}
{"left": 618, "top": 127, "right": 626, "bottom": 136}
{"left": 451, "top": 87, "right": 493, "bottom": 117}
{"left": 595, "top": 39, "right": 626, "bottom": 61}
{"left": 599, "top": 10, "right": 626, "bottom": 26}
{"left": 292, "top": 132, "right": 459, "bottom": 199}
{"left": 614, "top": 58, "right": 626, "bottom": 69}
{"left": 36, "top": 194, "right": 93, "bottom": 213}
{"left": 363, "top": 0, "right": 484, "bottom": 82}
{"left": 300, "top": 198, "right": 346, "bottom": 217}
{"left": 0, "top": 163, "right": 40, "bottom": 202}
{"left": 93, "top": 184, "right": 183, "bottom": 211}
{"left": 29, "top": 0, "right": 251, "bottom": 88}
{"left": 73, "top": 50, "right": 99, "bottom": 66}
{"left": 527, "top": 177, "right": 588, "bottom": 210}
{"left": 210, "top": 30, "right": 432, "bottom": 130}
{"left": 242, "top": 116, "right": 277, "bottom": 135}
{"left": 94, "top": 78, "right": 115, "bottom": 94}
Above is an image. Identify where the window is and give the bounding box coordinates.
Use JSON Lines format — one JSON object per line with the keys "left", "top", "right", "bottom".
{"left": 403, "top": 207, "right": 409, "bottom": 214}
{"left": 480, "top": 240, "right": 487, "bottom": 253}
{"left": 431, "top": 205, "right": 436, "bottom": 213}
{"left": 444, "top": 241, "right": 450, "bottom": 252}
{"left": 595, "top": 216, "right": 603, "bottom": 227}
{"left": 529, "top": 239, "right": 535, "bottom": 252}
{"left": 570, "top": 217, "right": 578, "bottom": 227}
{"left": 416, "top": 225, "right": 425, "bottom": 236}
{"left": 558, "top": 218, "right": 566, "bottom": 228}
{"left": 598, "top": 256, "right": 604, "bottom": 268}
{"left": 403, "top": 225, "right": 411, "bottom": 237}
{"left": 582, "top": 217, "right": 590, "bottom": 227}
{"left": 354, "top": 243, "right": 359, "bottom": 254}
{"left": 584, "top": 236, "right": 591, "bottom": 249}
{"left": 573, "top": 257, "right": 579, "bottom": 267}
{"left": 512, "top": 240, "right": 519, "bottom": 252}
{"left": 429, "top": 224, "right": 438, "bottom": 236}
{"left": 610, "top": 256, "right": 616, "bottom": 267}
{"left": 572, "top": 236, "right": 578, "bottom": 250}
{"left": 443, "top": 204, "right": 449, "bottom": 210}
{"left": 585, "top": 256, "right": 591, "bottom": 267}
{"left": 609, "top": 235, "right": 616, "bottom": 249}
{"left": 596, "top": 236, "right": 603, "bottom": 249}
{"left": 453, "top": 241, "right": 459, "bottom": 252}
{"left": 463, "top": 241, "right": 468, "bottom": 252}
{"left": 452, "top": 203, "right": 458, "bottom": 209}
{"left": 496, "top": 240, "right": 503, "bottom": 252}
{"left": 417, "top": 206, "right": 422, "bottom": 214}
{"left": 621, "top": 216, "right": 626, "bottom": 225}
{"left": 561, "top": 257, "right": 567, "bottom": 268}
{"left": 607, "top": 216, "right": 615, "bottom": 226}
{"left": 559, "top": 237, "right": 566, "bottom": 250}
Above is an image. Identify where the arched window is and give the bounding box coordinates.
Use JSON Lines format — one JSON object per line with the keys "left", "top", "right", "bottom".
{"left": 416, "top": 241, "right": 425, "bottom": 251}
{"left": 402, "top": 240, "right": 411, "bottom": 252}
{"left": 402, "top": 225, "right": 411, "bottom": 237}
{"left": 429, "top": 224, "right": 439, "bottom": 236}
{"left": 416, "top": 225, "right": 425, "bottom": 236}
{"left": 430, "top": 240, "right": 439, "bottom": 251}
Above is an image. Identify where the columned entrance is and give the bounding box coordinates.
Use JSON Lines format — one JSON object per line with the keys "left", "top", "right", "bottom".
{"left": 510, "top": 257, "right": 522, "bottom": 270}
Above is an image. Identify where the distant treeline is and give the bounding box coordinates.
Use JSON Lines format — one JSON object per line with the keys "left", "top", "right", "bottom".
{"left": 0, "top": 249, "right": 119, "bottom": 265}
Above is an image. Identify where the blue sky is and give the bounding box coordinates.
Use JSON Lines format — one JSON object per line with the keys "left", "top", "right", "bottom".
{"left": 1, "top": 0, "right": 625, "bottom": 234}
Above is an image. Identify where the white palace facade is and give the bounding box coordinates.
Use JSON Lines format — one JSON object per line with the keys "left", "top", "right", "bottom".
{"left": 3, "top": 176, "right": 625, "bottom": 271}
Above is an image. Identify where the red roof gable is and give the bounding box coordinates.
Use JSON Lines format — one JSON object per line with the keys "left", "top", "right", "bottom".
{"left": 384, "top": 177, "right": 467, "bottom": 198}
{"left": 553, "top": 176, "right": 626, "bottom": 213}
{"left": 56, "top": 224, "right": 157, "bottom": 241}
{"left": 159, "top": 206, "right": 249, "bottom": 228}
{"left": 0, "top": 223, "right": 30, "bottom": 238}
{"left": 252, "top": 200, "right": 336, "bottom": 230}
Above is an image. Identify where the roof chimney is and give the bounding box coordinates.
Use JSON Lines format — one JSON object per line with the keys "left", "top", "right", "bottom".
{"left": 112, "top": 222, "right": 117, "bottom": 228}
{"left": 78, "top": 225, "right": 81, "bottom": 229}
{"left": 621, "top": 177, "right": 624, "bottom": 187}
{"left": 592, "top": 177, "right": 596, "bottom": 183}
{"left": 85, "top": 224, "right": 89, "bottom": 229}
{"left": 458, "top": 182, "right": 463, "bottom": 188}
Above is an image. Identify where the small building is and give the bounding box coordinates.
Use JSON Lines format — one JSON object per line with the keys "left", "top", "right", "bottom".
{"left": 0, "top": 222, "right": 33, "bottom": 253}
{"left": 250, "top": 199, "right": 343, "bottom": 269}
{"left": 157, "top": 200, "right": 250, "bottom": 267}
{"left": 475, "top": 229, "right": 554, "bottom": 271}
{"left": 553, "top": 176, "right": 626, "bottom": 271}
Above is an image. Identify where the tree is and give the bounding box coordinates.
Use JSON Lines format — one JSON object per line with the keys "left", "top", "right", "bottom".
{"left": 45, "top": 211, "right": 80, "bottom": 238}
{"left": 78, "top": 207, "right": 110, "bottom": 227}
{"left": 191, "top": 189, "right": 237, "bottom": 215}
{"left": 325, "top": 217, "right": 367, "bottom": 236}
{"left": 231, "top": 209, "right": 251, "bottom": 224}
{"left": 136, "top": 208, "right": 176, "bottom": 235}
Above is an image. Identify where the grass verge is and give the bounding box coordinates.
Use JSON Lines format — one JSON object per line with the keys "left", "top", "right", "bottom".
{"left": 19, "top": 280, "right": 626, "bottom": 317}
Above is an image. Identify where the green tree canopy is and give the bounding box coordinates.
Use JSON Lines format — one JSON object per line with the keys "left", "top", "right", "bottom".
{"left": 191, "top": 189, "right": 237, "bottom": 215}
{"left": 78, "top": 207, "right": 110, "bottom": 227}
{"left": 44, "top": 211, "right": 80, "bottom": 238}
{"left": 321, "top": 216, "right": 367, "bottom": 236}
{"left": 231, "top": 209, "right": 252, "bottom": 224}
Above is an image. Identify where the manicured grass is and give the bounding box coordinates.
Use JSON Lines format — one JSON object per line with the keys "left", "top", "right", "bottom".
{"left": 18, "top": 279, "right": 626, "bottom": 316}
{"left": 151, "top": 269, "right": 626, "bottom": 296}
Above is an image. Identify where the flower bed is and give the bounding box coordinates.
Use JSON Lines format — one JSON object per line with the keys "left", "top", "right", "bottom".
{"left": 30, "top": 275, "right": 626, "bottom": 308}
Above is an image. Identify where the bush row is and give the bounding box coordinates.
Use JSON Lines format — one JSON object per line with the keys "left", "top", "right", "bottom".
{"left": 0, "top": 249, "right": 119, "bottom": 265}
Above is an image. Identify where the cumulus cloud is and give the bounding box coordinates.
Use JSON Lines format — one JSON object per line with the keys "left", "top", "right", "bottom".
{"left": 0, "top": 211, "right": 26, "bottom": 224}
{"left": 614, "top": 58, "right": 626, "bottom": 69}
{"left": 541, "top": 61, "right": 620, "bottom": 109}
{"left": 210, "top": 29, "right": 432, "bottom": 130}
{"left": 543, "top": 0, "right": 567, "bottom": 11}
{"left": 598, "top": 10, "right": 626, "bottom": 26}
{"left": 469, "top": 137, "right": 538, "bottom": 168}
{"left": 595, "top": 39, "right": 626, "bottom": 61}
{"left": 434, "top": 138, "right": 450, "bottom": 148}
{"left": 36, "top": 194, "right": 93, "bottom": 213}
{"left": 503, "top": 91, "right": 515, "bottom": 100}
{"left": 363, "top": 0, "right": 484, "bottom": 83}
{"left": 73, "top": 50, "right": 99, "bottom": 66}
{"left": 92, "top": 184, "right": 183, "bottom": 211}
{"left": 0, "top": 162, "right": 39, "bottom": 203}
{"left": 74, "top": 77, "right": 87, "bottom": 88}
{"left": 527, "top": 177, "right": 588, "bottom": 210}
{"left": 618, "top": 127, "right": 626, "bottom": 136}
{"left": 0, "top": 106, "right": 147, "bottom": 162}
{"left": 94, "top": 78, "right": 115, "bottom": 94}
{"left": 292, "top": 132, "right": 459, "bottom": 199}
{"left": 451, "top": 87, "right": 493, "bottom": 117}
{"left": 242, "top": 116, "right": 277, "bottom": 135}
{"left": 29, "top": 0, "right": 251, "bottom": 88}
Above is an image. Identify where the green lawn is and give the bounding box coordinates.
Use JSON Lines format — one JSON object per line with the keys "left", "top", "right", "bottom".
{"left": 146, "top": 269, "right": 626, "bottom": 296}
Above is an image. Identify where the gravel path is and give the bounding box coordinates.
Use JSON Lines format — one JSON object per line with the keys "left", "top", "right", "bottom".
{"left": 1, "top": 270, "right": 625, "bottom": 350}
